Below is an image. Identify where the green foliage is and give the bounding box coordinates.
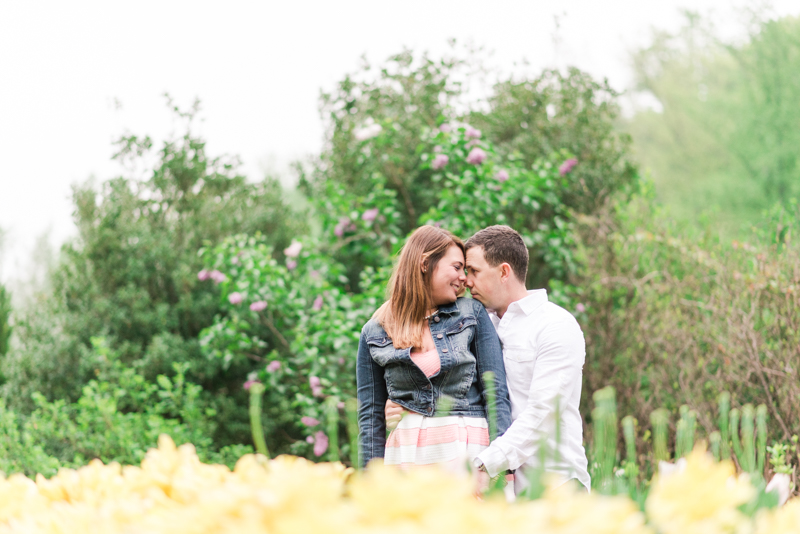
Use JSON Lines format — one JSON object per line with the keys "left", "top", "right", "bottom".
{"left": 470, "top": 67, "right": 640, "bottom": 216}
{"left": 302, "top": 49, "right": 640, "bottom": 288}
{"left": 420, "top": 125, "right": 578, "bottom": 285}
{"left": 578, "top": 186, "right": 800, "bottom": 459}
{"left": 1, "top": 99, "right": 303, "bottom": 456}
{"left": 0, "top": 284, "right": 10, "bottom": 357}
{"left": 628, "top": 12, "right": 800, "bottom": 231}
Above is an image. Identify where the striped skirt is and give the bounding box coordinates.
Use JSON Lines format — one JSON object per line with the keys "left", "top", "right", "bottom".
{"left": 384, "top": 413, "right": 490, "bottom": 471}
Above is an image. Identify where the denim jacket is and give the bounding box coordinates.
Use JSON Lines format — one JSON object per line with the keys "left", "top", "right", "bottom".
{"left": 356, "top": 297, "right": 512, "bottom": 467}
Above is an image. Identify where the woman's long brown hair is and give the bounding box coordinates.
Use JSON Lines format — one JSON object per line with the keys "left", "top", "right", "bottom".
{"left": 373, "top": 226, "right": 465, "bottom": 349}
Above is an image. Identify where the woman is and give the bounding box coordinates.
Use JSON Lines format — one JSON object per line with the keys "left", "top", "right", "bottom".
{"left": 356, "top": 225, "right": 512, "bottom": 469}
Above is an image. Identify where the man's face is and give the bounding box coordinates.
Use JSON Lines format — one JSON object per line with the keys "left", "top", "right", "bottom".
{"left": 465, "top": 246, "right": 503, "bottom": 312}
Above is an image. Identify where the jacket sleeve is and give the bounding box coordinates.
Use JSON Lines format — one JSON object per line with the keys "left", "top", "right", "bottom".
{"left": 356, "top": 330, "right": 388, "bottom": 468}
{"left": 471, "top": 303, "right": 513, "bottom": 438}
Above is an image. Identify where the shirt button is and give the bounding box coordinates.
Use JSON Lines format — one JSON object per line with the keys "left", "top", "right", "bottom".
{"left": 437, "top": 334, "right": 443, "bottom": 339}
{"left": 433, "top": 316, "right": 440, "bottom": 323}
{"left": 442, "top": 348, "right": 448, "bottom": 353}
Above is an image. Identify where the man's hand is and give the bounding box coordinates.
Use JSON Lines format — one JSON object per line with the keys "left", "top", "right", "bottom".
{"left": 385, "top": 399, "right": 406, "bottom": 430}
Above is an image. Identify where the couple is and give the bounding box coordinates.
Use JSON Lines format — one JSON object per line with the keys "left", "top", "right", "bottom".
{"left": 356, "top": 224, "right": 590, "bottom": 493}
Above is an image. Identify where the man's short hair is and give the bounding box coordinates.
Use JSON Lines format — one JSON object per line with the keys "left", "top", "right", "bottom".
{"left": 465, "top": 225, "right": 528, "bottom": 283}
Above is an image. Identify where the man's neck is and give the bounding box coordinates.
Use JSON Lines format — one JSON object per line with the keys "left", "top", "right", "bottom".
{"left": 494, "top": 286, "right": 530, "bottom": 319}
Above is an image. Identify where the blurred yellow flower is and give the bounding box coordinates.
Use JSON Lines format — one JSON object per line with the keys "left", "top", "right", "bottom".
{"left": 0, "top": 435, "right": 784, "bottom": 534}
{"left": 646, "top": 447, "right": 755, "bottom": 534}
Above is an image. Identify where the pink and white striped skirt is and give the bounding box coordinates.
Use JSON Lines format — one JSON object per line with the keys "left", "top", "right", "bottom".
{"left": 384, "top": 413, "right": 490, "bottom": 470}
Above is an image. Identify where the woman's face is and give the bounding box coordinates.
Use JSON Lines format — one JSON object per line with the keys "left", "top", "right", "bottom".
{"left": 429, "top": 244, "right": 467, "bottom": 306}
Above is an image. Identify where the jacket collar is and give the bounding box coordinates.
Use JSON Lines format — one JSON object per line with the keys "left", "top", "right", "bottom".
{"left": 436, "top": 300, "right": 460, "bottom": 316}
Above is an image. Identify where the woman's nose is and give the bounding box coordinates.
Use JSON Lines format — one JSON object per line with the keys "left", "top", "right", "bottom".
{"left": 458, "top": 272, "right": 467, "bottom": 282}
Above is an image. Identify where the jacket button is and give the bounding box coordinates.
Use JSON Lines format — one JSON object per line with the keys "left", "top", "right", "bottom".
{"left": 437, "top": 333, "right": 443, "bottom": 339}
{"left": 434, "top": 316, "right": 440, "bottom": 323}
{"left": 442, "top": 348, "right": 448, "bottom": 353}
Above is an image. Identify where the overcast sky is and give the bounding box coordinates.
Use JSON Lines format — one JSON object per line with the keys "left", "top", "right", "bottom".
{"left": 1, "top": 0, "right": 798, "bottom": 286}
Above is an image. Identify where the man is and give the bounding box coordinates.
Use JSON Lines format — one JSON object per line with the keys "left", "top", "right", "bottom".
{"left": 386, "top": 225, "right": 590, "bottom": 493}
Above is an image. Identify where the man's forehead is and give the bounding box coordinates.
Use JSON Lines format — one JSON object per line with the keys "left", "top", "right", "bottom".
{"left": 465, "top": 246, "right": 486, "bottom": 266}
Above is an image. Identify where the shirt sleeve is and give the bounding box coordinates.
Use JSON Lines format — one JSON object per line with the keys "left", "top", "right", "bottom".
{"left": 477, "top": 316, "right": 585, "bottom": 477}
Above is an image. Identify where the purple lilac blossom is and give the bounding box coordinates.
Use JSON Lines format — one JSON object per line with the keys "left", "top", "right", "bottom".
{"left": 466, "top": 147, "right": 487, "bottom": 165}
{"left": 228, "top": 292, "right": 243, "bottom": 305}
{"left": 266, "top": 360, "right": 281, "bottom": 372}
{"left": 361, "top": 208, "right": 379, "bottom": 222}
{"left": 313, "top": 431, "right": 329, "bottom": 456}
{"left": 559, "top": 158, "right": 578, "bottom": 176}
{"left": 250, "top": 301, "right": 267, "bottom": 312}
{"left": 301, "top": 416, "right": 320, "bottom": 427}
{"left": 284, "top": 241, "right": 302, "bottom": 258}
{"left": 465, "top": 126, "right": 481, "bottom": 139}
{"left": 432, "top": 154, "right": 449, "bottom": 170}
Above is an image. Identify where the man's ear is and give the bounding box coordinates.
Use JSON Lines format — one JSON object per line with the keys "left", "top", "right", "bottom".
{"left": 500, "top": 263, "right": 513, "bottom": 282}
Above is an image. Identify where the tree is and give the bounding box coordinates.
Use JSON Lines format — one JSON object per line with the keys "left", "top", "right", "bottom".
{"left": 2, "top": 99, "right": 303, "bottom": 450}
{"left": 627, "top": 12, "right": 800, "bottom": 231}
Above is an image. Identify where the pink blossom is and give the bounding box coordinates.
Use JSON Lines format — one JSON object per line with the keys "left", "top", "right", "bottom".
{"left": 495, "top": 169, "right": 509, "bottom": 183}
{"left": 310, "top": 270, "right": 320, "bottom": 279}
{"left": 337, "top": 401, "right": 345, "bottom": 409}
{"left": 309, "top": 375, "right": 323, "bottom": 397}
{"left": 439, "top": 123, "right": 452, "bottom": 133}
{"left": 301, "top": 416, "right": 320, "bottom": 427}
{"left": 287, "top": 260, "right": 297, "bottom": 271}
{"left": 250, "top": 300, "right": 267, "bottom": 312}
{"left": 197, "top": 269, "right": 210, "bottom": 281}
{"left": 432, "top": 154, "right": 449, "bottom": 170}
{"left": 243, "top": 379, "right": 261, "bottom": 391}
{"left": 576, "top": 303, "right": 586, "bottom": 313}
{"left": 465, "top": 126, "right": 482, "bottom": 139}
{"left": 466, "top": 147, "right": 487, "bottom": 165}
{"left": 312, "top": 295, "right": 324, "bottom": 311}
{"left": 266, "top": 360, "right": 281, "bottom": 372}
{"left": 228, "top": 292, "right": 243, "bottom": 305}
{"left": 334, "top": 216, "right": 350, "bottom": 238}
{"left": 362, "top": 208, "right": 379, "bottom": 222}
{"left": 306, "top": 435, "right": 314, "bottom": 444}
{"left": 313, "top": 431, "right": 329, "bottom": 456}
{"left": 338, "top": 358, "right": 345, "bottom": 365}
{"left": 209, "top": 270, "right": 227, "bottom": 284}
{"left": 559, "top": 158, "right": 578, "bottom": 176}
{"left": 433, "top": 145, "right": 442, "bottom": 153}
{"left": 231, "top": 256, "right": 239, "bottom": 265}
{"left": 284, "top": 241, "right": 302, "bottom": 258}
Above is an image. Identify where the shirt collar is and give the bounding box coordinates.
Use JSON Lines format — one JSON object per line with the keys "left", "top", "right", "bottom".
{"left": 507, "top": 289, "right": 548, "bottom": 316}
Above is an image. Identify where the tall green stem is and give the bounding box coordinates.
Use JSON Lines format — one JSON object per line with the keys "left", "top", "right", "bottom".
{"left": 248, "top": 382, "right": 270, "bottom": 458}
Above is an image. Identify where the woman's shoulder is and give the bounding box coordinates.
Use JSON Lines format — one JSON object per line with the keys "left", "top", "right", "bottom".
{"left": 361, "top": 318, "right": 387, "bottom": 339}
{"left": 454, "top": 296, "right": 485, "bottom": 317}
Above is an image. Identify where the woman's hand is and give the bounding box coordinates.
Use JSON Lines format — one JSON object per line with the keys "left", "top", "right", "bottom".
{"left": 384, "top": 399, "right": 406, "bottom": 430}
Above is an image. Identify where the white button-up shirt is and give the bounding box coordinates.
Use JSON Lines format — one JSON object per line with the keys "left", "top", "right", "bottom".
{"left": 476, "top": 289, "right": 591, "bottom": 491}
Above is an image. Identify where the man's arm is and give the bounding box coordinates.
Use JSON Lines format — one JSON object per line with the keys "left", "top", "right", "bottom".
{"left": 476, "top": 317, "right": 585, "bottom": 477}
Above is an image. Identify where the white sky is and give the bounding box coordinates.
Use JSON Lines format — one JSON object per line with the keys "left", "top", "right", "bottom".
{"left": 1, "top": 0, "right": 798, "bottom": 286}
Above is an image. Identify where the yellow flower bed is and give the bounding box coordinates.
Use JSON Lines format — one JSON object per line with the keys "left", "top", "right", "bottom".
{"left": 0, "top": 436, "right": 793, "bottom": 534}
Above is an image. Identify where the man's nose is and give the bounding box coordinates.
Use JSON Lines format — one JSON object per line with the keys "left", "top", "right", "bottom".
{"left": 464, "top": 277, "right": 473, "bottom": 288}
